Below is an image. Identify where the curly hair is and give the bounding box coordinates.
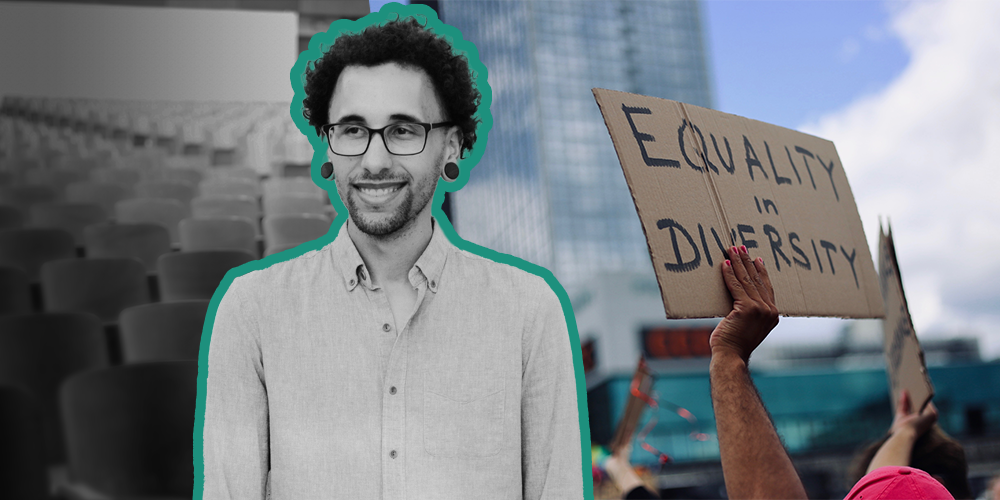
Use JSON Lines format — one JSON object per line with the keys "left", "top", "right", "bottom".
{"left": 302, "top": 17, "right": 481, "bottom": 158}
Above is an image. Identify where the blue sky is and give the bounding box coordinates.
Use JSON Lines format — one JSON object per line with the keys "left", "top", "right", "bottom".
{"left": 368, "top": 1, "right": 1000, "bottom": 357}
{"left": 704, "top": 0, "right": 909, "bottom": 130}
{"left": 371, "top": 1, "right": 911, "bottom": 130}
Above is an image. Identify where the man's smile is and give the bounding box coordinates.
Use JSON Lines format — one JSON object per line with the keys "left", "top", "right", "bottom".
{"left": 352, "top": 180, "right": 408, "bottom": 204}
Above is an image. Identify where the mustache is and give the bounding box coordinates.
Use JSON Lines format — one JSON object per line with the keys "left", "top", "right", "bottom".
{"left": 351, "top": 171, "right": 410, "bottom": 183}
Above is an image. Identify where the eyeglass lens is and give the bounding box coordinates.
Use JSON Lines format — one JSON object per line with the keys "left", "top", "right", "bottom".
{"left": 329, "top": 123, "right": 427, "bottom": 156}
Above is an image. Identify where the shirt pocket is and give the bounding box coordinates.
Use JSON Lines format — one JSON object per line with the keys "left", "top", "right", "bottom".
{"left": 423, "top": 374, "right": 505, "bottom": 458}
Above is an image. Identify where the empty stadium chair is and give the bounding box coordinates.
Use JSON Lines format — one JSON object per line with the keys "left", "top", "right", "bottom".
{"left": 52, "top": 155, "right": 101, "bottom": 174}
{"left": 82, "top": 222, "right": 171, "bottom": 273}
{"left": 115, "top": 198, "right": 189, "bottom": 245}
{"left": 0, "top": 184, "right": 60, "bottom": 212}
{"left": 0, "top": 312, "right": 108, "bottom": 464}
{"left": 179, "top": 217, "right": 258, "bottom": 258}
{"left": 120, "top": 150, "right": 166, "bottom": 172}
{"left": 65, "top": 181, "right": 132, "bottom": 215}
{"left": 264, "top": 242, "right": 302, "bottom": 257}
{"left": 276, "top": 162, "right": 311, "bottom": 178}
{"left": 0, "top": 170, "right": 19, "bottom": 186}
{"left": 0, "top": 203, "right": 24, "bottom": 229}
{"left": 59, "top": 361, "right": 196, "bottom": 498}
{"left": 41, "top": 258, "right": 150, "bottom": 324}
{"left": 207, "top": 166, "right": 260, "bottom": 183}
{"left": 199, "top": 178, "right": 259, "bottom": 198}
{"left": 29, "top": 201, "right": 108, "bottom": 246}
{"left": 163, "top": 154, "right": 209, "bottom": 170}
{"left": 0, "top": 227, "right": 76, "bottom": 281}
{"left": 263, "top": 213, "right": 331, "bottom": 254}
{"left": 155, "top": 166, "right": 205, "bottom": 186}
{"left": 0, "top": 266, "right": 32, "bottom": 316}
{"left": 262, "top": 177, "right": 324, "bottom": 199}
{"left": 134, "top": 180, "right": 197, "bottom": 206}
{"left": 191, "top": 195, "right": 261, "bottom": 234}
{"left": 0, "top": 386, "right": 49, "bottom": 500}
{"left": 4, "top": 156, "right": 44, "bottom": 175}
{"left": 263, "top": 193, "right": 327, "bottom": 217}
{"left": 157, "top": 250, "right": 254, "bottom": 301}
{"left": 24, "top": 167, "right": 90, "bottom": 195}
{"left": 90, "top": 166, "right": 142, "bottom": 189}
{"left": 119, "top": 300, "right": 209, "bottom": 363}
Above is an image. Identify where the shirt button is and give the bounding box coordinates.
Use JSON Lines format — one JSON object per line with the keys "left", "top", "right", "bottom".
{"left": 389, "top": 450, "right": 397, "bottom": 459}
{"left": 389, "top": 386, "right": 397, "bottom": 395}
{"left": 359, "top": 268, "right": 367, "bottom": 280}
{"left": 430, "top": 280, "right": 436, "bottom": 288}
{"left": 382, "top": 323, "right": 391, "bottom": 332}
{"left": 348, "top": 278, "right": 356, "bottom": 286}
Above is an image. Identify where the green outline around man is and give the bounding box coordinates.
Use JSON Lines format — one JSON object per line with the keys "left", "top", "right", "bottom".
{"left": 200, "top": 5, "right": 587, "bottom": 499}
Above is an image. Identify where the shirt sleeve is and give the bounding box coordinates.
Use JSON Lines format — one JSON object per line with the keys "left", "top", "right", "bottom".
{"left": 203, "top": 275, "right": 269, "bottom": 499}
{"left": 521, "top": 278, "right": 584, "bottom": 500}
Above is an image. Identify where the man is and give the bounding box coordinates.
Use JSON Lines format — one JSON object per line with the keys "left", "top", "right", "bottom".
{"left": 202, "top": 12, "right": 583, "bottom": 500}
{"left": 708, "top": 245, "right": 953, "bottom": 500}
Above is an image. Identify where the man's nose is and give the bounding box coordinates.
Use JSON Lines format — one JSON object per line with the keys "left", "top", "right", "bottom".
{"left": 359, "top": 130, "right": 392, "bottom": 173}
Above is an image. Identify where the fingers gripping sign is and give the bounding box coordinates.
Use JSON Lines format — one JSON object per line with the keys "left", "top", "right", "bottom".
{"left": 710, "top": 245, "right": 780, "bottom": 363}
{"left": 891, "top": 389, "right": 938, "bottom": 439}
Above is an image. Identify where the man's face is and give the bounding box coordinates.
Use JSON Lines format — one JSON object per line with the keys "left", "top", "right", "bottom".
{"left": 326, "top": 62, "right": 459, "bottom": 238}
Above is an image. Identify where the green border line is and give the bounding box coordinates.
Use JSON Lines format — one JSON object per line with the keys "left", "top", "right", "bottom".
{"left": 193, "top": 3, "right": 593, "bottom": 498}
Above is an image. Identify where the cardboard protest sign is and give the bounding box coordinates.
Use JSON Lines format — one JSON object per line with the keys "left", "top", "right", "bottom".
{"left": 593, "top": 88, "right": 884, "bottom": 318}
{"left": 878, "top": 222, "right": 933, "bottom": 411}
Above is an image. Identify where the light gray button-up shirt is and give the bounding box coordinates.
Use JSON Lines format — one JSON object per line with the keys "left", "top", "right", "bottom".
{"left": 203, "top": 220, "right": 583, "bottom": 500}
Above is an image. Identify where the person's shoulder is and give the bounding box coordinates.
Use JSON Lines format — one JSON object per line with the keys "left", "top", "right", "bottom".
{"left": 225, "top": 242, "right": 334, "bottom": 294}
{"left": 449, "top": 246, "right": 558, "bottom": 299}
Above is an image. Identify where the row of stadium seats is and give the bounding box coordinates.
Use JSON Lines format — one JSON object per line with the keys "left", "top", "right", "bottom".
{"left": 0, "top": 204, "right": 333, "bottom": 262}
{"left": 1, "top": 95, "right": 323, "bottom": 498}
{"left": 1, "top": 362, "right": 195, "bottom": 499}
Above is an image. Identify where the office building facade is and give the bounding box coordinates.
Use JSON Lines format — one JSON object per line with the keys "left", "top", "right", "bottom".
{"left": 441, "top": 0, "right": 713, "bottom": 288}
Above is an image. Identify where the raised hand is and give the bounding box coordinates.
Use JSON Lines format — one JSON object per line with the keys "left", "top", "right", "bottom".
{"left": 709, "top": 245, "right": 779, "bottom": 363}
{"left": 890, "top": 389, "right": 938, "bottom": 439}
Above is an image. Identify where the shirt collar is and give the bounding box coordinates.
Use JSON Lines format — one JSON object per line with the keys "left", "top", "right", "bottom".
{"left": 333, "top": 221, "right": 365, "bottom": 291}
{"left": 333, "top": 218, "right": 449, "bottom": 293}
{"left": 412, "top": 218, "right": 447, "bottom": 293}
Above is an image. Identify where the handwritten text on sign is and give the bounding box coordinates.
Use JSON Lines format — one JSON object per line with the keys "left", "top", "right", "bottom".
{"left": 594, "top": 88, "right": 883, "bottom": 318}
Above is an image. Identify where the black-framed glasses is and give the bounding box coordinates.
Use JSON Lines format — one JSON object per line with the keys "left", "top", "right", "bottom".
{"left": 321, "top": 121, "right": 454, "bottom": 156}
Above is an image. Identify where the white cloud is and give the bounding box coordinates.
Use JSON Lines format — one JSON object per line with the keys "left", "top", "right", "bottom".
{"left": 802, "top": 0, "right": 1000, "bottom": 358}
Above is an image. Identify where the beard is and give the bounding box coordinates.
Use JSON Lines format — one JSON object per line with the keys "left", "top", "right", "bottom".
{"left": 344, "top": 164, "right": 439, "bottom": 238}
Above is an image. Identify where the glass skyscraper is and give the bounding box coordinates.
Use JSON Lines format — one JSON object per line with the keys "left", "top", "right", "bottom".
{"left": 440, "top": 0, "right": 713, "bottom": 288}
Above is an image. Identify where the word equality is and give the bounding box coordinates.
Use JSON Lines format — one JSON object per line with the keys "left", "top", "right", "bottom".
{"left": 622, "top": 104, "right": 842, "bottom": 202}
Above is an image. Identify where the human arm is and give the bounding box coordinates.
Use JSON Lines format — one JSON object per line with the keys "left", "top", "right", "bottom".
{"left": 709, "top": 246, "right": 808, "bottom": 500}
{"left": 866, "top": 390, "right": 938, "bottom": 474}
{"left": 521, "top": 281, "right": 584, "bottom": 500}
{"left": 202, "top": 277, "right": 269, "bottom": 499}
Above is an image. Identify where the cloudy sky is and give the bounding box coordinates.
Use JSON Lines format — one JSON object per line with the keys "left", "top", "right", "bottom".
{"left": 705, "top": 0, "right": 1000, "bottom": 358}
{"left": 371, "top": 0, "right": 1000, "bottom": 357}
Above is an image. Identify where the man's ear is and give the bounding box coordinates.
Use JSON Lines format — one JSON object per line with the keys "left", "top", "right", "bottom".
{"left": 445, "top": 125, "right": 462, "bottom": 163}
